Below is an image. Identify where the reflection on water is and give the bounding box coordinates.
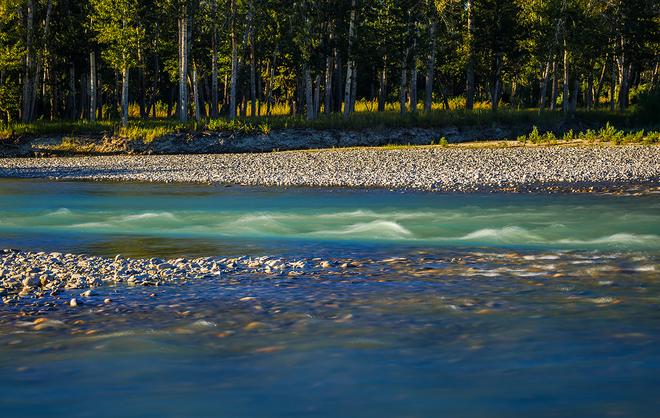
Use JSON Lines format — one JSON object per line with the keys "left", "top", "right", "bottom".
{"left": 0, "top": 179, "right": 659, "bottom": 417}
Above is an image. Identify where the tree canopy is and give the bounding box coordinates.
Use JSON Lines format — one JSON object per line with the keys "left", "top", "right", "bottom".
{"left": 1, "top": 0, "right": 658, "bottom": 124}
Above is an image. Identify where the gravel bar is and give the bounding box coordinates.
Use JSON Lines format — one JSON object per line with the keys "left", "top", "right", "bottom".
{"left": 1, "top": 145, "right": 659, "bottom": 192}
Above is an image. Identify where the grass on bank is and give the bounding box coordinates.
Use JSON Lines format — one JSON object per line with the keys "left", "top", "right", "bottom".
{"left": 516, "top": 123, "right": 660, "bottom": 145}
{"left": 1, "top": 107, "right": 658, "bottom": 146}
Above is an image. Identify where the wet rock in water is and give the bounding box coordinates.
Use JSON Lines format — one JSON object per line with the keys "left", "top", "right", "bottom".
{"left": 244, "top": 322, "right": 266, "bottom": 331}
{"left": 69, "top": 298, "right": 79, "bottom": 307}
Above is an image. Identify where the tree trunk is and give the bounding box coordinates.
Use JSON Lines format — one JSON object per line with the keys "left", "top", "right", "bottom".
{"left": 121, "top": 64, "right": 129, "bottom": 127}
{"left": 562, "top": 40, "right": 569, "bottom": 115}
{"left": 314, "top": 74, "right": 321, "bottom": 117}
{"left": 229, "top": 0, "right": 238, "bottom": 120}
{"left": 139, "top": 56, "right": 146, "bottom": 119}
{"left": 178, "top": 8, "right": 189, "bottom": 122}
{"left": 68, "top": 64, "right": 77, "bottom": 119}
{"left": 617, "top": 54, "right": 630, "bottom": 112}
{"left": 550, "top": 59, "right": 558, "bottom": 111}
{"left": 333, "top": 53, "right": 343, "bottom": 113}
{"left": 37, "top": 0, "right": 53, "bottom": 120}
{"left": 410, "top": 65, "right": 417, "bottom": 113}
{"left": 209, "top": 0, "right": 218, "bottom": 118}
{"left": 569, "top": 76, "right": 578, "bottom": 114}
{"left": 491, "top": 55, "right": 502, "bottom": 111}
{"left": 80, "top": 72, "right": 87, "bottom": 120}
{"left": 399, "top": 67, "right": 407, "bottom": 115}
{"left": 343, "top": 0, "right": 357, "bottom": 119}
{"left": 424, "top": 18, "right": 436, "bottom": 114}
{"left": 378, "top": 62, "right": 387, "bottom": 112}
{"left": 610, "top": 55, "right": 616, "bottom": 112}
{"left": 248, "top": 0, "right": 256, "bottom": 117}
{"left": 305, "top": 67, "right": 314, "bottom": 120}
{"left": 266, "top": 48, "right": 277, "bottom": 115}
{"left": 465, "top": 0, "right": 475, "bottom": 110}
{"left": 586, "top": 68, "right": 594, "bottom": 110}
{"left": 21, "top": 0, "right": 35, "bottom": 122}
{"left": 192, "top": 62, "right": 201, "bottom": 122}
{"left": 539, "top": 61, "right": 550, "bottom": 112}
{"left": 324, "top": 53, "right": 333, "bottom": 115}
{"left": 89, "top": 52, "right": 97, "bottom": 122}
{"left": 350, "top": 66, "right": 357, "bottom": 113}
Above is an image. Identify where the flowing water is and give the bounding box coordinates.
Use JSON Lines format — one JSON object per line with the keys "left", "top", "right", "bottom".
{"left": 0, "top": 179, "right": 659, "bottom": 417}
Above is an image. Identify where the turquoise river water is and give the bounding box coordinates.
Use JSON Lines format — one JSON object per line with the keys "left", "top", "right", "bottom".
{"left": 0, "top": 179, "right": 659, "bottom": 417}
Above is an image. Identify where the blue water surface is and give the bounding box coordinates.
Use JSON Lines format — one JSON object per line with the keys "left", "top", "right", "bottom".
{"left": 0, "top": 179, "right": 659, "bottom": 418}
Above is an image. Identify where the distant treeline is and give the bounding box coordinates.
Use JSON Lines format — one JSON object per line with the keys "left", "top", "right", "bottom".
{"left": 1, "top": 0, "right": 658, "bottom": 126}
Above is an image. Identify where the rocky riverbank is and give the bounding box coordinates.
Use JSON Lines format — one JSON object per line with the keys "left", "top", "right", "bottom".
{"left": 0, "top": 126, "right": 555, "bottom": 157}
{"left": 1, "top": 144, "right": 659, "bottom": 192}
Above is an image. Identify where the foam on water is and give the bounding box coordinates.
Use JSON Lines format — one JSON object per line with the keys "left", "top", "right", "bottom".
{"left": 1, "top": 181, "right": 659, "bottom": 252}
{"left": 313, "top": 220, "right": 414, "bottom": 240}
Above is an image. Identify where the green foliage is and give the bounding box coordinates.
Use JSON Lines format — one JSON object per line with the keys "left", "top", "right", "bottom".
{"left": 89, "top": 0, "right": 144, "bottom": 71}
{"left": 636, "top": 86, "right": 660, "bottom": 124}
{"left": 515, "top": 122, "right": 658, "bottom": 145}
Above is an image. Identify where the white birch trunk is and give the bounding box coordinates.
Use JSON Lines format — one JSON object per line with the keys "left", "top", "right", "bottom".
{"left": 229, "top": 0, "right": 238, "bottom": 120}
{"left": 178, "top": 10, "right": 189, "bottom": 122}
{"left": 121, "top": 64, "right": 129, "bottom": 127}
{"left": 211, "top": 0, "right": 219, "bottom": 118}
{"left": 305, "top": 67, "right": 314, "bottom": 120}
{"left": 343, "top": 0, "right": 357, "bottom": 119}
{"left": 89, "top": 52, "right": 97, "bottom": 122}
{"left": 424, "top": 19, "right": 436, "bottom": 113}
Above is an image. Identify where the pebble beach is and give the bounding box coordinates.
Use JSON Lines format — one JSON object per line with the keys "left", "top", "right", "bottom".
{"left": 1, "top": 144, "right": 659, "bottom": 192}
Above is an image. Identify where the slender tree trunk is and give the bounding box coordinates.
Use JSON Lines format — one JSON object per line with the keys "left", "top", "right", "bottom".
{"left": 138, "top": 49, "right": 146, "bottom": 119}
{"left": 610, "top": 54, "right": 616, "bottom": 112}
{"left": 178, "top": 8, "right": 189, "bottom": 122}
{"left": 324, "top": 53, "right": 333, "bottom": 115}
{"left": 229, "top": 0, "right": 238, "bottom": 120}
{"left": 68, "top": 64, "right": 77, "bottom": 119}
{"left": 510, "top": 81, "right": 517, "bottom": 109}
{"left": 465, "top": 0, "right": 475, "bottom": 110}
{"left": 314, "top": 74, "right": 321, "bottom": 117}
{"left": 350, "top": 66, "right": 357, "bottom": 112}
{"left": 80, "top": 72, "right": 87, "bottom": 119}
{"left": 266, "top": 48, "right": 277, "bottom": 116}
{"left": 539, "top": 60, "right": 550, "bottom": 112}
{"left": 562, "top": 40, "right": 569, "bottom": 115}
{"left": 211, "top": 0, "right": 218, "bottom": 118}
{"left": 121, "top": 64, "right": 129, "bottom": 127}
{"left": 21, "top": 0, "right": 35, "bottom": 122}
{"left": 569, "top": 76, "right": 578, "bottom": 114}
{"left": 617, "top": 45, "right": 629, "bottom": 112}
{"left": 343, "top": 0, "right": 357, "bottom": 119}
{"left": 424, "top": 18, "right": 436, "bottom": 114}
{"left": 192, "top": 62, "right": 201, "bottom": 122}
{"left": 378, "top": 62, "right": 387, "bottom": 112}
{"left": 305, "top": 67, "right": 314, "bottom": 120}
{"left": 248, "top": 0, "right": 256, "bottom": 117}
{"left": 89, "top": 52, "right": 97, "bottom": 122}
{"left": 550, "top": 59, "right": 558, "bottom": 111}
{"left": 399, "top": 67, "right": 407, "bottom": 115}
{"left": 593, "top": 54, "right": 608, "bottom": 109}
{"left": 333, "top": 53, "right": 343, "bottom": 113}
{"left": 410, "top": 65, "right": 417, "bottom": 113}
{"left": 586, "top": 69, "right": 594, "bottom": 110}
{"left": 223, "top": 74, "right": 228, "bottom": 106}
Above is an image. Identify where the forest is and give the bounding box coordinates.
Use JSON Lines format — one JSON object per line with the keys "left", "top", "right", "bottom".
{"left": 0, "top": 0, "right": 658, "bottom": 129}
